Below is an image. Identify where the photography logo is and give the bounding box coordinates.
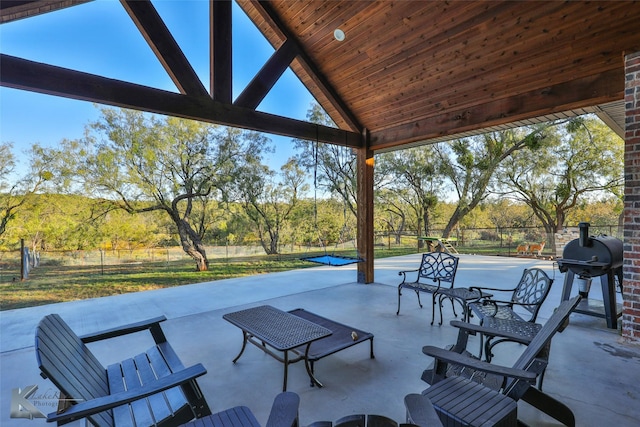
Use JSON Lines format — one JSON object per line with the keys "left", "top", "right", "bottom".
{"left": 10, "top": 385, "right": 55, "bottom": 420}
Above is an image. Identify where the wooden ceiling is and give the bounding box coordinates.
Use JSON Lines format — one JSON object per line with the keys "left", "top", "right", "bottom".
{"left": 2, "top": 1, "right": 640, "bottom": 152}
{"left": 238, "top": 0, "right": 640, "bottom": 150}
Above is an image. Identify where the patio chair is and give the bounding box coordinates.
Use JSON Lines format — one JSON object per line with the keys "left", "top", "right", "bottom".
{"left": 36, "top": 314, "right": 210, "bottom": 426}
{"left": 468, "top": 267, "right": 553, "bottom": 362}
{"left": 180, "top": 392, "right": 300, "bottom": 427}
{"left": 306, "top": 395, "right": 443, "bottom": 427}
{"left": 35, "top": 313, "right": 300, "bottom": 427}
{"left": 420, "top": 296, "right": 581, "bottom": 427}
{"left": 397, "top": 252, "right": 459, "bottom": 325}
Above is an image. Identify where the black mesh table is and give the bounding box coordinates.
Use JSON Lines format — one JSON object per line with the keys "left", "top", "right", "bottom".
{"left": 223, "top": 305, "right": 332, "bottom": 391}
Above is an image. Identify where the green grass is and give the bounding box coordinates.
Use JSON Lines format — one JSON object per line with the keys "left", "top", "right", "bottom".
{"left": 0, "top": 247, "right": 419, "bottom": 311}
{"left": 0, "top": 244, "right": 549, "bottom": 311}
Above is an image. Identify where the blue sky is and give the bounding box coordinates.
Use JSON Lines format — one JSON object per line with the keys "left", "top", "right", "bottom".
{"left": 0, "top": 0, "right": 317, "bottom": 173}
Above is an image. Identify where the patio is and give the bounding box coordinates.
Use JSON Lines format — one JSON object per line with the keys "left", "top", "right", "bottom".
{"left": 1, "top": 253, "right": 639, "bottom": 426}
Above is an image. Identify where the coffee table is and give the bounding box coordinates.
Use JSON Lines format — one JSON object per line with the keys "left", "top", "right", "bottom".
{"left": 224, "top": 305, "right": 331, "bottom": 391}
{"left": 223, "top": 305, "right": 374, "bottom": 391}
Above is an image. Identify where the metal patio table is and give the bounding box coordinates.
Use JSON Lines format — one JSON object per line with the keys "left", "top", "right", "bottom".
{"left": 223, "top": 305, "right": 332, "bottom": 391}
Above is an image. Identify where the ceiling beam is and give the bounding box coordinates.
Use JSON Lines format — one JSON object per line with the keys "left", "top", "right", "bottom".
{"left": 252, "top": 0, "right": 363, "bottom": 134}
{"left": 234, "top": 38, "right": 298, "bottom": 110}
{"left": 0, "top": 54, "right": 361, "bottom": 148}
{"left": 120, "top": 0, "right": 209, "bottom": 97}
{"left": 211, "top": 0, "right": 232, "bottom": 103}
{"left": 0, "top": 0, "right": 91, "bottom": 24}
{"left": 369, "top": 68, "right": 624, "bottom": 151}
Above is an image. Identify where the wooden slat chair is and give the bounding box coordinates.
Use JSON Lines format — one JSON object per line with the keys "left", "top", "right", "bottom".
{"left": 307, "top": 412, "right": 434, "bottom": 427}
{"left": 467, "top": 268, "right": 553, "bottom": 363}
{"left": 35, "top": 313, "right": 300, "bottom": 427}
{"left": 404, "top": 394, "right": 444, "bottom": 427}
{"left": 397, "top": 252, "right": 460, "bottom": 325}
{"left": 180, "top": 392, "right": 300, "bottom": 427}
{"left": 419, "top": 296, "right": 581, "bottom": 427}
{"left": 36, "top": 313, "right": 211, "bottom": 426}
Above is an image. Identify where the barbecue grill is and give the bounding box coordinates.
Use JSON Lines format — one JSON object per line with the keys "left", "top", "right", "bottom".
{"left": 557, "top": 222, "right": 623, "bottom": 329}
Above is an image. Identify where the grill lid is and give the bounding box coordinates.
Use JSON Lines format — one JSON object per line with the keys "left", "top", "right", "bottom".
{"left": 557, "top": 222, "right": 622, "bottom": 277}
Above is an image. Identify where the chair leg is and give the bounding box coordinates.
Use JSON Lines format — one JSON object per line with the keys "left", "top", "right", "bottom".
{"left": 537, "top": 367, "right": 546, "bottom": 390}
{"left": 449, "top": 297, "right": 458, "bottom": 318}
{"left": 431, "top": 294, "right": 439, "bottom": 326}
{"left": 415, "top": 290, "right": 423, "bottom": 308}
{"left": 521, "top": 386, "right": 575, "bottom": 427}
{"left": 397, "top": 286, "right": 402, "bottom": 315}
{"left": 485, "top": 336, "right": 494, "bottom": 362}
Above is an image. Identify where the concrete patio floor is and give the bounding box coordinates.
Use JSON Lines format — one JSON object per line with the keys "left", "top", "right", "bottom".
{"left": 1, "top": 254, "right": 639, "bottom": 426}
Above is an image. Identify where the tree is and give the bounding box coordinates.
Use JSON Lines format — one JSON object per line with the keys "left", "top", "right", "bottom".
{"left": 497, "top": 117, "right": 623, "bottom": 242}
{"left": 0, "top": 143, "right": 52, "bottom": 240}
{"left": 238, "top": 158, "right": 308, "bottom": 254}
{"left": 294, "top": 103, "right": 359, "bottom": 217}
{"left": 58, "top": 108, "right": 270, "bottom": 271}
{"left": 375, "top": 188, "right": 407, "bottom": 244}
{"left": 436, "top": 124, "right": 554, "bottom": 238}
{"left": 376, "top": 147, "right": 444, "bottom": 245}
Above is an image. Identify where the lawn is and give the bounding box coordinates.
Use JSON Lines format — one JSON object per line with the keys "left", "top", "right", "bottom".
{"left": 0, "top": 248, "right": 419, "bottom": 311}
{"left": 1, "top": 243, "right": 547, "bottom": 311}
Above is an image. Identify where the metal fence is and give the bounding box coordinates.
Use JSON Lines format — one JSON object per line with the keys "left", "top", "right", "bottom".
{"left": 0, "top": 225, "right": 622, "bottom": 283}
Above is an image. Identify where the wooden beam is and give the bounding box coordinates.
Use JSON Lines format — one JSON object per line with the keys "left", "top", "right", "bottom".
{"left": 0, "top": 54, "right": 361, "bottom": 147}
{"left": 120, "top": 0, "right": 209, "bottom": 97}
{"left": 253, "top": 0, "right": 363, "bottom": 133}
{"left": 234, "top": 39, "right": 298, "bottom": 110}
{"left": 356, "top": 130, "right": 374, "bottom": 284}
{"left": 369, "top": 68, "right": 624, "bottom": 150}
{"left": 211, "top": 0, "right": 232, "bottom": 103}
{"left": 0, "top": 0, "right": 92, "bottom": 24}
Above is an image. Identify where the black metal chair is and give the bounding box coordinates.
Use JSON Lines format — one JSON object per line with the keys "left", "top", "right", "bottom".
{"left": 397, "top": 252, "right": 459, "bottom": 325}
{"left": 468, "top": 267, "right": 553, "bottom": 363}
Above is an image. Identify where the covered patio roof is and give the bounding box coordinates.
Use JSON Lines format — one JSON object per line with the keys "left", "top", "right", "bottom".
{"left": 2, "top": 1, "right": 638, "bottom": 147}
{"left": 2, "top": 1, "right": 640, "bottom": 337}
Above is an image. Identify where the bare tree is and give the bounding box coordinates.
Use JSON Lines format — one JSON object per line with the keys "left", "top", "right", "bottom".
{"left": 56, "top": 108, "right": 270, "bottom": 271}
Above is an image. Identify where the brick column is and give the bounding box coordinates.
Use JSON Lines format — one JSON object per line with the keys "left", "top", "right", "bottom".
{"left": 623, "top": 51, "right": 640, "bottom": 342}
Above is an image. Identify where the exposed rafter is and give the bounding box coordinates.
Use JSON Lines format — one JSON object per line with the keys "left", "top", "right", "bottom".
{"left": 0, "top": 0, "right": 91, "bottom": 23}
{"left": 248, "top": 0, "right": 362, "bottom": 134}
{"left": 0, "top": 0, "right": 362, "bottom": 147}
{"left": 234, "top": 38, "right": 298, "bottom": 110}
{"left": 210, "top": 0, "right": 232, "bottom": 103}
{"left": 0, "top": 54, "right": 361, "bottom": 147}
{"left": 121, "top": 0, "right": 209, "bottom": 97}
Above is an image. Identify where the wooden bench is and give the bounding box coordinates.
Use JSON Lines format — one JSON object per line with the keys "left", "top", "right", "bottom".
{"left": 397, "top": 252, "right": 459, "bottom": 325}
{"left": 36, "top": 313, "right": 212, "bottom": 426}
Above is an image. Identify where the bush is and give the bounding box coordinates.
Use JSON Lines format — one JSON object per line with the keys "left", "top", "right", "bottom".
{"left": 479, "top": 230, "right": 499, "bottom": 241}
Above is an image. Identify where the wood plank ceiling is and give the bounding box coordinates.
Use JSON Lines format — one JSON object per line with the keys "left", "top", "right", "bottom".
{"left": 238, "top": 0, "right": 640, "bottom": 150}
{"left": 2, "top": 1, "right": 640, "bottom": 152}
